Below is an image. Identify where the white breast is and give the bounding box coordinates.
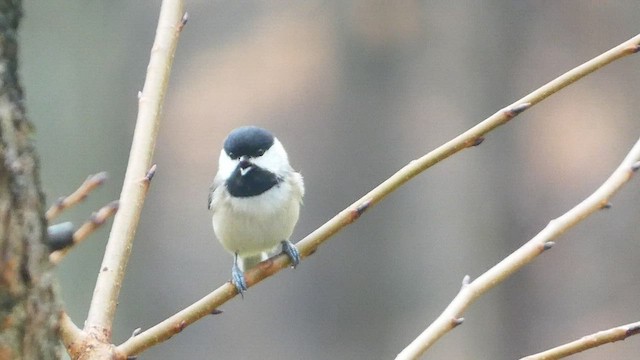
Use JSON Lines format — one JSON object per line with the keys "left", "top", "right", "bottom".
{"left": 211, "top": 173, "right": 303, "bottom": 262}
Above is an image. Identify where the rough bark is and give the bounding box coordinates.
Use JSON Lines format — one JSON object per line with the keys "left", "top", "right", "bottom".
{"left": 0, "top": 1, "right": 61, "bottom": 359}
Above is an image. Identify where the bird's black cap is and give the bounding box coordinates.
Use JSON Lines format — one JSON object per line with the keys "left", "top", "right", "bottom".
{"left": 223, "top": 126, "right": 275, "bottom": 159}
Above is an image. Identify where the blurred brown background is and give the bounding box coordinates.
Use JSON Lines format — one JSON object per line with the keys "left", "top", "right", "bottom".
{"left": 22, "top": 1, "right": 640, "bottom": 359}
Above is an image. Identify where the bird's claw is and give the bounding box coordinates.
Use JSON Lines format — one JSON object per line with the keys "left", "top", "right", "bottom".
{"left": 281, "top": 240, "right": 300, "bottom": 268}
{"left": 231, "top": 255, "right": 248, "bottom": 296}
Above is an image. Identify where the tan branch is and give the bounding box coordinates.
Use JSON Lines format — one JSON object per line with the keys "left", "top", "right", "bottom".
{"left": 45, "top": 172, "right": 107, "bottom": 221}
{"left": 84, "top": 0, "right": 185, "bottom": 340}
{"left": 117, "top": 32, "right": 640, "bottom": 359}
{"left": 49, "top": 200, "right": 119, "bottom": 265}
{"left": 61, "top": 311, "right": 126, "bottom": 360}
{"left": 395, "top": 137, "right": 640, "bottom": 359}
{"left": 521, "top": 321, "right": 640, "bottom": 360}
{"left": 59, "top": 311, "right": 84, "bottom": 353}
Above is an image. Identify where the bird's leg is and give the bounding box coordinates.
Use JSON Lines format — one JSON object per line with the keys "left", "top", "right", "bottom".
{"left": 231, "top": 253, "right": 248, "bottom": 295}
{"left": 281, "top": 240, "right": 300, "bottom": 268}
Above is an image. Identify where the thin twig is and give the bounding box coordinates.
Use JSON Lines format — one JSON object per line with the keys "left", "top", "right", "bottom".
{"left": 49, "top": 200, "right": 119, "bottom": 265}
{"left": 45, "top": 172, "right": 107, "bottom": 221}
{"left": 396, "top": 136, "right": 640, "bottom": 359}
{"left": 117, "top": 33, "right": 640, "bottom": 358}
{"left": 84, "top": 0, "right": 184, "bottom": 341}
{"left": 72, "top": 200, "right": 120, "bottom": 243}
{"left": 59, "top": 311, "right": 84, "bottom": 352}
{"left": 521, "top": 321, "right": 640, "bottom": 360}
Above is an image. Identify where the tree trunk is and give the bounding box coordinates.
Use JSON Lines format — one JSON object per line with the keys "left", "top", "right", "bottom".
{"left": 0, "top": 1, "right": 61, "bottom": 359}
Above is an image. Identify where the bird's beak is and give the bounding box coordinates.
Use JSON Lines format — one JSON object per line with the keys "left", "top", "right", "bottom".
{"left": 238, "top": 156, "right": 252, "bottom": 176}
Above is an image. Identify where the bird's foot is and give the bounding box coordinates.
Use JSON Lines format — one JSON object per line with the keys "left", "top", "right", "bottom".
{"left": 231, "top": 254, "right": 248, "bottom": 296}
{"left": 281, "top": 240, "right": 300, "bottom": 268}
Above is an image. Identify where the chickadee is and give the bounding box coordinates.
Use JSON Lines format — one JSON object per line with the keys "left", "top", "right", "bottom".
{"left": 208, "top": 126, "right": 305, "bottom": 294}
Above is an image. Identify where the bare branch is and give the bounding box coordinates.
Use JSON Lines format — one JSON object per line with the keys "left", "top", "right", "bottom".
{"left": 521, "top": 321, "right": 640, "bottom": 360}
{"left": 45, "top": 172, "right": 107, "bottom": 221}
{"left": 84, "top": 0, "right": 185, "bottom": 341}
{"left": 49, "top": 201, "right": 119, "bottom": 265}
{"left": 60, "top": 306, "right": 127, "bottom": 360}
{"left": 59, "top": 311, "right": 84, "bottom": 352}
{"left": 117, "top": 32, "right": 640, "bottom": 358}
{"left": 73, "top": 200, "right": 120, "bottom": 243}
{"left": 395, "top": 136, "right": 640, "bottom": 359}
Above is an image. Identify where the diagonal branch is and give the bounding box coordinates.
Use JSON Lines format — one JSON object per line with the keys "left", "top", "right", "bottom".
{"left": 84, "top": 0, "right": 185, "bottom": 341}
{"left": 520, "top": 321, "right": 640, "bottom": 360}
{"left": 395, "top": 136, "right": 640, "bottom": 359}
{"left": 59, "top": 311, "right": 84, "bottom": 353}
{"left": 45, "top": 172, "right": 108, "bottom": 221}
{"left": 117, "top": 33, "right": 640, "bottom": 358}
{"left": 49, "top": 200, "right": 119, "bottom": 265}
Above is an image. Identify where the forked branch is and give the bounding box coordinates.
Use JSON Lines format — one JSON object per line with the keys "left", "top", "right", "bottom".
{"left": 83, "top": 0, "right": 185, "bottom": 342}
{"left": 49, "top": 200, "right": 119, "bottom": 265}
{"left": 395, "top": 137, "right": 640, "bottom": 359}
{"left": 45, "top": 172, "right": 107, "bottom": 221}
{"left": 118, "top": 33, "right": 640, "bottom": 359}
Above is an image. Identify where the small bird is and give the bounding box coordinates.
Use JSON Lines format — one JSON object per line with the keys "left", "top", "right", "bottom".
{"left": 208, "top": 126, "right": 305, "bottom": 294}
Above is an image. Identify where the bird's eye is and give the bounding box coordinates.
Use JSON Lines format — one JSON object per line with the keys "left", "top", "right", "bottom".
{"left": 257, "top": 148, "right": 265, "bottom": 156}
{"left": 228, "top": 152, "right": 235, "bottom": 158}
